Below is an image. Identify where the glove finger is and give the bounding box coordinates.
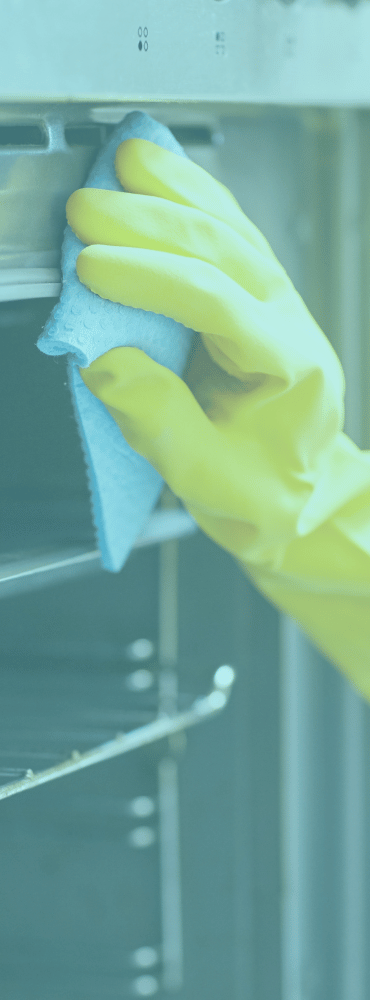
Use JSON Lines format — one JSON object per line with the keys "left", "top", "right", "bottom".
{"left": 76, "top": 243, "right": 331, "bottom": 386}
{"left": 66, "top": 188, "right": 286, "bottom": 302}
{"left": 79, "top": 346, "right": 256, "bottom": 524}
{"left": 114, "top": 138, "right": 279, "bottom": 262}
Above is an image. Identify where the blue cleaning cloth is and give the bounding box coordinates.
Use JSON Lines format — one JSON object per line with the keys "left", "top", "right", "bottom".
{"left": 37, "top": 111, "right": 195, "bottom": 572}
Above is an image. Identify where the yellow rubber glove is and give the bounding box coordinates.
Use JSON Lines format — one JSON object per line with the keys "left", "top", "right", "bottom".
{"left": 66, "top": 138, "right": 370, "bottom": 699}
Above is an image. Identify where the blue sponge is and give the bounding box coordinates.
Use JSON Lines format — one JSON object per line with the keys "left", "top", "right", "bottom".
{"left": 37, "top": 111, "right": 195, "bottom": 572}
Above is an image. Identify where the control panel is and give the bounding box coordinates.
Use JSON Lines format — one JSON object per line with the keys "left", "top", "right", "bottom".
{"left": 0, "top": 0, "right": 370, "bottom": 105}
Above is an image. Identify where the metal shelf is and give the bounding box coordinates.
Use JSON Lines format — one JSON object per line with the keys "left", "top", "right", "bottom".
{"left": 0, "top": 665, "right": 236, "bottom": 802}
{"left": 0, "top": 509, "right": 198, "bottom": 599}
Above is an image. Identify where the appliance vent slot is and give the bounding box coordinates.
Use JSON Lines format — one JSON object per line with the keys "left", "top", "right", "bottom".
{"left": 168, "top": 125, "right": 214, "bottom": 146}
{"left": 0, "top": 124, "right": 47, "bottom": 147}
{"left": 64, "top": 125, "right": 106, "bottom": 147}
{"left": 64, "top": 124, "right": 215, "bottom": 149}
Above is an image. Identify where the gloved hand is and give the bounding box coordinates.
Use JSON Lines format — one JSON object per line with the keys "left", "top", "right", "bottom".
{"left": 66, "top": 137, "right": 346, "bottom": 566}
{"left": 66, "top": 138, "right": 370, "bottom": 693}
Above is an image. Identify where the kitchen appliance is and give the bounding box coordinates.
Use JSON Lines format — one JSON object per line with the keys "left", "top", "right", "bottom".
{"left": 1, "top": 2, "right": 370, "bottom": 998}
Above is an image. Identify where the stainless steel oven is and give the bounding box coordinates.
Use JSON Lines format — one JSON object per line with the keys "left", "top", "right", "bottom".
{"left": 1, "top": 3, "right": 370, "bottom": 998}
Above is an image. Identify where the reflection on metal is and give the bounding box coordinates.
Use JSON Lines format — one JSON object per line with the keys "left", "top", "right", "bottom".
{"left": 0, "top": 666, "right": 236, "bottom": 802}
{"left": 125, "top": 639, "right": 155, "bottom": 662}
{"left": 157, "top": 492, "right": 184, "bottom": 992}
{"left": 125, "top": 670, "right": 155, "bottom": 692}
{"left": 0, "top": 267, "right": 61, "bottom": 302}
{"left": 132, "top": 975, "right": 159, "bottom": 996}
{"left": 0, "top": 510, "right": 198, "bottom": 599}
{"left": 158, "top": 758, "right": 183, "bottom": 993}
{"left": 128, "top": 827, "right": 157, "bottom": 849}
{"left": 132, "top": 946, "right": 159, "bottom": 969}
{"left": 129, "top": 797, "right": 156, "bottom": 819}
{"left": 337, "top": 111, "right": 367, "bottom": 1000}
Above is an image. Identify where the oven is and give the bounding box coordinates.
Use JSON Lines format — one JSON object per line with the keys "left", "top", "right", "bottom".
{"left": 1, "top": 2, "right": 370, "bottom": 998}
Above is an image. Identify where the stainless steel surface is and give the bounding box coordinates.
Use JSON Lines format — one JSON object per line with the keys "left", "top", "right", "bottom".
{"left": 0, "top": 108, "right": 109, "bottom": 271}
{"left": 0, "top": 1, "right": 370, "bottom": 105}
{"left": 157, "top": 493, "right": 184, "bottom": 992}
{"left": 0, "top": 104, "right": 227, "bottom": 274}
{"left": 158, "top": 758, "right": 184, "bottom": 993}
